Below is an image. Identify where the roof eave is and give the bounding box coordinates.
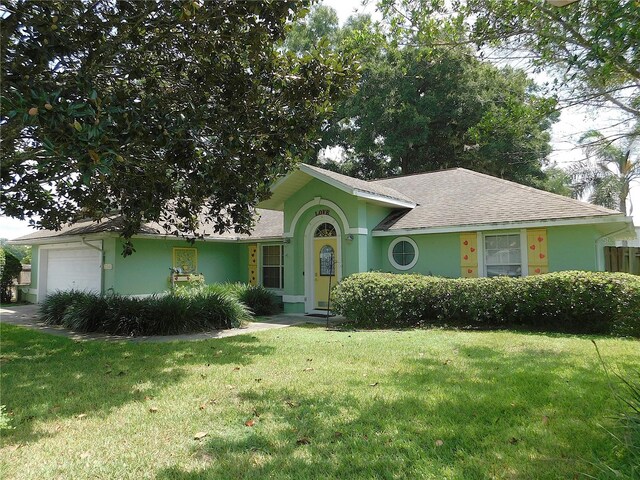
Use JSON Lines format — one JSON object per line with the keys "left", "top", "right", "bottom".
{"left": 299, "top": 164, "right": 415, "bottom": 207}
{"left": 353, "top": 189, "right": 416, "bottom": 208}
{"left": 258, "top": 164, "right": 417, "bottom": 211}
{"left": 10, "top": 231, "right": 286, "bottom": 245}
{"left": 7, "top": 232, "right": 115, "bottom": 245}
{"left": 371, "top": 214, "right": 633, "bottom": 236}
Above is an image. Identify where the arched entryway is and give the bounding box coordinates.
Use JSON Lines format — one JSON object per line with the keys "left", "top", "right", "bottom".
{"left": 304, "top": 216, "right": 342, "bottom": 313}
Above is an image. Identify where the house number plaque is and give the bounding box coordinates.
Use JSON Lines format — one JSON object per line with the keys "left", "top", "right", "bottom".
{"left": 315, "top": 209, "right": 330, "bottom": 216}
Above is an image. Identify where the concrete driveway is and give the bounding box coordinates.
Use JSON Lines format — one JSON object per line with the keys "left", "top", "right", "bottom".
{"left": 0, "top": 304, "right": 340, "bottom": 342}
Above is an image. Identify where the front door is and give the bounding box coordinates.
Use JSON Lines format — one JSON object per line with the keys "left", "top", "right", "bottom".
{"left": 313, "top": 223, "right": 337, "bottom": 310}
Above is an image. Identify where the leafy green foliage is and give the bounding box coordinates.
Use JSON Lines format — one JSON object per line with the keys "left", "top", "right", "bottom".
{"left": 332, "top": 271, "right": 640, "bottom": 336}
{"left": 571, "top": 130, "right": 640, "bottom": 214}
{"left": 378, "top": 0, "right": 639, "bottom": 142}
{"left": 40, "top": 289, "right": 251, "bottom": 336}
{"left": 284, "top": 5, "right": 341, "bottom": 54}
{"left": 1, "top": 0, "right": 356, "bottom": 255}
{"left": 464, "top": 0, "right": 639, "bottom": 122}
{"left": 40, "top": 289, "right": 83, "bottom": 325}
{"left": 236, "top": 284, "right": 280, "bottom": 316}
{"left": 0, "top": 248, "right": 22, "bottom": 303}
{"left": 175, "top": 281, "right": 279, "bottom": 316}
{"left": 535, "top": 166, "right": 573, "bottom": 197}
{"left": 288, "top": 7, "right": 558, "bottom": 186}
{"left": 0, "top": 239, "right": 31, "bottom": 264}
{"left": 61, "top": 292, "right": 111, "bottom": 333}
{"left": 338, "top": 47, "right": 557, "bottom": 183}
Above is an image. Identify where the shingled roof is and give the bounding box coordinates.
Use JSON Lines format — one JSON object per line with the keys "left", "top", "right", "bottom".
{"left": 371, "top": 168, "right": 622, "bottom": 231}
{"left": 11, "top": 166, "right": 627, "bottom": 244}
{"left": 301, "top": 164, "right": 415, "bottom": 205}
{"left": 11, "top": 209, "right": 283, "bottom": 243}
{"left": 258, "top": 163, "right": 416, "bottom": 210}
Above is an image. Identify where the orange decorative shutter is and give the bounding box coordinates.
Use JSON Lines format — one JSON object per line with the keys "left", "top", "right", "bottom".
{"left": 460, "top": 233, "right": 478, "bottom": 278}
{"left": 248, "top": 244, "right": 258, "bottom": 285}
{"left": 527, "top": 229, "right": 548, "bottom": 275}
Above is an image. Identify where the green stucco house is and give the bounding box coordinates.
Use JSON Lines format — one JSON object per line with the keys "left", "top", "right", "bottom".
{"left": 13, "top": 164, "right": 636, "bottom": 313}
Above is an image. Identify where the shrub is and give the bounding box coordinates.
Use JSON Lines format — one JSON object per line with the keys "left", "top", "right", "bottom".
{"left": 103, "top": 295, "right": 148, "bottom": 336}
{"left": 189, "top": 290, "right": 250, "bottom": 329}
{"left": 331, "top": 271, "right": 640, "bottom": 336}
{"left": 138, "top": 294, "right": 193, "bottom": 336}
{"left": 175, "top": 282, "right": 279, "bottom": 316}
{"left": 39, "top": 289, "right": 251, "bottom": 336}
{"left": 61, "top": 292, "right": 109, "bottom": 332}
{"left": 0, "top": 249, "right": 22, "bottom": 303}
{"left": 41, "top": 290, "right": 86, "bottom": 325}
{"left": 235, "top": 284, "right": 279, "bottom": 316}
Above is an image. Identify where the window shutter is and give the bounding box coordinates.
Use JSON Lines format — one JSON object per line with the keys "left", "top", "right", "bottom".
{"left": 526, "top": 229, "right": 548, "bottom": 275}
{"left": 460, "top": 233, "right": 478, "bottom": 278}
{"left": 248, "top": 244, "right": 258, "bottom": 285}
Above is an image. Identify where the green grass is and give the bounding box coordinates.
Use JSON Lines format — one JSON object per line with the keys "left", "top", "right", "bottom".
{"left": 1, "top": 323, "right": 638, "bottom": 479}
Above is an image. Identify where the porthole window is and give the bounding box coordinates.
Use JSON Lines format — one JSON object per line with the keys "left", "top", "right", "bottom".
{"left": 388, "top": 237, "right": 419, "bottom": 270}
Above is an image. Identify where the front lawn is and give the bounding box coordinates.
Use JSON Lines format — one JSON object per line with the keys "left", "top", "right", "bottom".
{"left": 1, "top": 323, "right": 638, "bottom": 479}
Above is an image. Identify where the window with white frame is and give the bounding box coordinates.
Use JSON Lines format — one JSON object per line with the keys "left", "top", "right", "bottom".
{"left": 261, "top": 245, "right": 284, "bottom": 289}
{"left": 484, "top": 234, "right": 522, "bottom": 277}
{"left": 388, "top": 237, "right": 419, "bottom": 270}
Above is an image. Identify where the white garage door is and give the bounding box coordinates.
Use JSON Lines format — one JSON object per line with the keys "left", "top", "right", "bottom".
{"left": 46, "top": 248, "right": 101, "bottom": 294}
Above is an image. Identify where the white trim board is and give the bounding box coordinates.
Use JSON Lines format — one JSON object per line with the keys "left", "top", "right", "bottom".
{"left": 299, "top": 164, "right": 416, "bottom": 209}
{"left": 372, "top": 215, "right": 632, "bottom": 237}
{"left": 283, "top": 295, "right": 305, "bottom": 303}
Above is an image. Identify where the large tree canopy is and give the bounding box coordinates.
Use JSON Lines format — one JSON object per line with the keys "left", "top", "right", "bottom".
{"left": 379, "top": 0, "right": 640, "bottom": 140}
{"left": 284, "top": 4, "right": 341, "bottom": 54}
{"left": 287, "top": 8, "right": 558, "bottom": 186}
{"left": 330, "top": 45, "right": 557, "bottom": 185}
{"left": 1, "top": 0, "right": 356, "bottom": 254}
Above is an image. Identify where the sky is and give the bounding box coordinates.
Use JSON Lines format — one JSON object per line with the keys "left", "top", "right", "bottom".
{"left": 1, "top": 0, "right": 637, "bottom": 240}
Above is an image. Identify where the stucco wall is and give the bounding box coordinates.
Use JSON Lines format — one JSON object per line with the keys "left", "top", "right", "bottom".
{"left": 113, "top": 238, "right": 242, "bottom": 295}
{"left": 547, "top": 225, "right": 600, "bottom": 272}
{"left": 377, "top": 232, "right": 461, "bottom": 277}
{"left": 373, "top": 224, "right": 605, "bottom": 277}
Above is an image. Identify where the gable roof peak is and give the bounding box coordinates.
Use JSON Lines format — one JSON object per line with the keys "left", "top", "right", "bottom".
{"left": 258, "top": 163, "right": 417, "bottom": 210}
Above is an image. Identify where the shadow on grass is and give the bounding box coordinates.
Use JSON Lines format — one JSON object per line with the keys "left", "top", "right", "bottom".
{"left": 414, "top": 320, "right": 638, "bottom": 340}
{"left": 155, "top": 339, "right": 629, "bottom": 480}
{"left": 0, "top": 324, "right": 274, "bottom": 446}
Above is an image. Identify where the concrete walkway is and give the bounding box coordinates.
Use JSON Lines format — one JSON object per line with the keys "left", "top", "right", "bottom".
{"left": 0, "top": 304, "right": 342, "bottom": 343}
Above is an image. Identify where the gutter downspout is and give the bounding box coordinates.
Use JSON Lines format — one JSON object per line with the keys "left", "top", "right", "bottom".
{"left": 81, "top": 237, "right": 103, "bottom": 253}
{"left": 595, "top": 225, "right": 633, "bottom": 271}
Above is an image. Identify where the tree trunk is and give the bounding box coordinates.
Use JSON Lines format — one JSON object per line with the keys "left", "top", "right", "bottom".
{"left": 401, "top": 156, "right": 409, "bottom": 175}
{"left": 620, "top": 183, "right": 629, "bottom": 215}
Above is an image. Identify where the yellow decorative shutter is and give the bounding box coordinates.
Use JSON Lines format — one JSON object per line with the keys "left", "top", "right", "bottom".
{"left": 527, "top": 229, "right": 548, "bottom": 275}
{"left": 248, "top": 244, "right": 258, "bottom": 285}
{"left": 460, "top": 233, "right": 478, "bottom": 278}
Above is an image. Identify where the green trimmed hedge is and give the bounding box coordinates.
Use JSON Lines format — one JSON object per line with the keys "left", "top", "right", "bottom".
{"left": 331, "top": 271, "right": 640, "bottom": 336}
{"left": 41, "top": 290, "right": 250, "bottom": 336}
